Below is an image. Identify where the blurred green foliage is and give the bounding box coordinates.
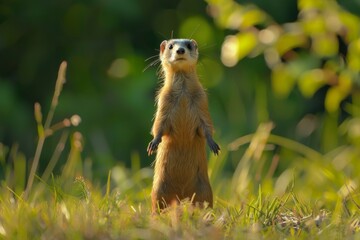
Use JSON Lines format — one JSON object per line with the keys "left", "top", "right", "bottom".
{"left": 206, "top": 0, "right": 360, "bottom": 204}
{"left": 1, "top": 0, "right": 360, "bottom": 185}
{"left": 207, "top": 0, "right": 360, "bottom": 109}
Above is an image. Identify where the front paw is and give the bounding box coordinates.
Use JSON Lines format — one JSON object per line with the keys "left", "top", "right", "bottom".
{"left": 207, "top": 138, "right": 220, "bottom": 155}
{"left": 147, "top": 137, "right": 161, "bottom": 156}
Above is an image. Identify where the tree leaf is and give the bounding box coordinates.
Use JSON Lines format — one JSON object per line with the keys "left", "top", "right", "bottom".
{"left": 221, "top": 31, "right": 257, "bottom": 67}
{"left": 347, "top": 39, "right": 360, "bottom": 72}
{"left": 271, "top": 64, "right": 296, "bottom": 98}
{"left": 275, "top": 31, "right": 308, "bottom": 56}
{"left": 298, "top": 69, "right": 326, "bottom": 98}
{"left": 325, "top": 87, "right": 342, "bottom": 112}
{"left": 312, "top": 34, "right": 338, "bottom": 57}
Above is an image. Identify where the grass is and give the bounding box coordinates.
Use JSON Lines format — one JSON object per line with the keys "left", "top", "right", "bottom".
{"left": 1, "top": 62, "right": 360, "bottom": 239}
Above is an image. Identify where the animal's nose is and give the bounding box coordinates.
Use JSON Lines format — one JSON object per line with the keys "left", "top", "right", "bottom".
{"left": 176, "top": 47, "right": 185, "bottom": 54}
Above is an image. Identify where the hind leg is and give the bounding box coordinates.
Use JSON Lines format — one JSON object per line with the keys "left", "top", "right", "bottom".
{"left": 193, "top": 178, "right": 213, "bottom": 208}
{"left": 151, "top": 186, "right": 179, "bottom": 213}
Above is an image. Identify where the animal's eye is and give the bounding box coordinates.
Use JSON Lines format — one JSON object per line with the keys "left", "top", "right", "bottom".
{"left": 169, "top": 44, "right": 173, "bottom": 50}
{"left": 186, "top": 42, "right": 192, "bottom": 50}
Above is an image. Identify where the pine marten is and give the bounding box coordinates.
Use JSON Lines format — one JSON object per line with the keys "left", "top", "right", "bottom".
{"left": 147, "top": 39, "right": 220, "bottom": 212}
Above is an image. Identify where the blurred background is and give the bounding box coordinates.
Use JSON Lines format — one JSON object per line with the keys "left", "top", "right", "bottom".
{"left": 1, "top": 0, "right": 360, "bottom": 200}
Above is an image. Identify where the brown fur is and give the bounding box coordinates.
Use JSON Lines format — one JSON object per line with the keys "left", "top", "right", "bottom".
{"left": 147, "top": 39, "right": 220, "bottom": 212}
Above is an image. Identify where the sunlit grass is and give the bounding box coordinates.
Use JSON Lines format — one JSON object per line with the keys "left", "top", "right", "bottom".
{"left": 1, "top": 62, "right": 360, "bottom": 239}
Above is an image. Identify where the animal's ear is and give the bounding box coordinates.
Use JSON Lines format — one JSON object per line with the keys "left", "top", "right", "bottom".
{"left": 160, "top": 40, "right": 167, "bottom": 55}
{"left": 190, "top": 39, "right": 198, "bottom": 49}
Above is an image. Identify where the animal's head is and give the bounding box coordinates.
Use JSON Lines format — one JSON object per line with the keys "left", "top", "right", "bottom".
{"left": 159, "top": 39, "right": 198, "bottom": 71}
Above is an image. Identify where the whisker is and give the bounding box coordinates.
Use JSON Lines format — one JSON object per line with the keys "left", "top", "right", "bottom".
{"left": 198, "top": 42, "right": 217, "bottom": 51}
{"left": 145, "top": 54, "right": 160, "bottom": 62}
{"left": 189, "top": 24, "right": 201, "bottom": 39}
{"left": 143, "top": 59, "right": 161, "bottom": 72}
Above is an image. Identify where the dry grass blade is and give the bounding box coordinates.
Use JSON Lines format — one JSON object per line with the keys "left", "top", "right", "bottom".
{"left": 231, "top": 122, "right": 274, "bottom": 196}
{"left": 24, "top": 61, "right": 68, "bottom": 199}
{"left": 41, "top": 130, "right": 69, "bottom": 182}
{"left": 44, "top": 61, "right": 67, "bottom": 129}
